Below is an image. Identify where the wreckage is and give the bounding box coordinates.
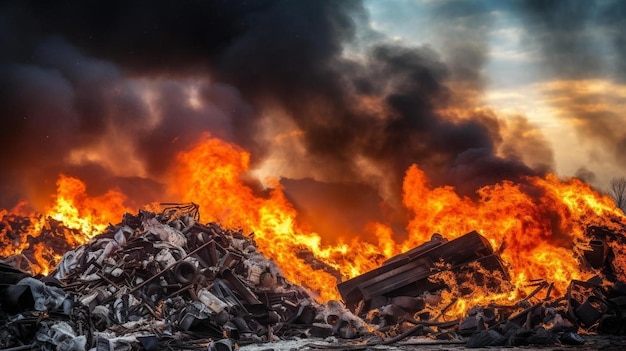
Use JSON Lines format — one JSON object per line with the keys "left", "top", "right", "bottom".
{"left": 337, "top": 229, "right": 626, "bottom": 348}
{"left": 1, "top": 204, "right": 626, "bottom": 350}
{"left": 1, "top": 205, "right": 368, "bottom": 351}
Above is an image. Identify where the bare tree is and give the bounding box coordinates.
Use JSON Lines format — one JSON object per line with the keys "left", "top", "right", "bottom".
{"left": 609, "top": 177, "right": 626, "bottom": 213}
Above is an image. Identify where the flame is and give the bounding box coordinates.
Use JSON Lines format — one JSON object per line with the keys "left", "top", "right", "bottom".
{"left": 400, "top": 165, "right": 626, "bottom": 315}
{"left": 170, "top": 136, "right": 380, "bottom": 300}
{"left": 42, "top": 174, "right": 131, "bottom": 241}
{"left": 30, "top": 242, "right": 62, "bottom": 276}
{"left": 2, "top": 134, "right": 625, "bottom": 317}
{"left": 170, "top": 135, "right": 626, "bottom": 311}
{"left": 1, "top": 203, "right": 35, "bottom": 258}
{"left": 1, "top": 175, "right": 131, "bottom": 274}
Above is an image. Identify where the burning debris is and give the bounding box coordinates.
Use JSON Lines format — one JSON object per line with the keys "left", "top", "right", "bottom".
{"left": 332, "top": 229, "right": 626, "bottom": 349}
{"left": 0, "top": 205, "right": 369, "bottom": 350}
{"left": 1, "top": 213, "right": 82, "bottom": 275}
{"left": 2, "top": 1, "right": 626, "bottom": 349}
{"left": 337, "top": 231, "right": 509, "bottom": 312}
{"left": 2, "top": 203, "right": 626, "bottom": 350}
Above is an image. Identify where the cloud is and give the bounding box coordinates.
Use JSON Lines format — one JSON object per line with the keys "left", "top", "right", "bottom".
{"left": 538, "top": 79, "right": 626, "bottom": 173}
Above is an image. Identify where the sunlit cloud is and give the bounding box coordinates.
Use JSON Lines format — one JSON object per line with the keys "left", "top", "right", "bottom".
{"left": 486, "top": 77, "right": 626, "bottom": 189}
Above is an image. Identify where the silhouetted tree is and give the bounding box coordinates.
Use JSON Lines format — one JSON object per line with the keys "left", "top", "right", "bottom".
{"left": 609, "top": 177, "right": 626, "bottom": 213}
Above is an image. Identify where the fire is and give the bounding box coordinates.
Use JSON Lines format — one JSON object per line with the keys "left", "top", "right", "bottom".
{"left": 400, "top": 165, "right": 626, "bottom": 315}
{"left": 2, "top": 134, "right": 625, "bottom": 317}
{"left": 170, "top": 135, "right": 380, "bottom": 301}
{"left": 42, "top": 175, "right": 131, "bottom": 242}
{"left": 1, "top": 204, "right": 33, "bottom": 258}
{"left": 0, "top": 175, "right": 131, "bottom": 274}
{"left": 30, "top": 242, "right": 61, "bottom": 276}
{"left": 170, "top": 135, "right": 626, "bottom": 311}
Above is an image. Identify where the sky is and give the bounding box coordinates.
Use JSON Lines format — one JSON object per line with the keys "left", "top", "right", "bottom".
{"left": 365, "top": 0, "right": 626, "bottom": 188}
{"left": 1, "top": 0, "right": 625, "bottom": 213}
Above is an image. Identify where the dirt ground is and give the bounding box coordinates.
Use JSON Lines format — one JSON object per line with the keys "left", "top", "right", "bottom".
{"left": 237, "top": 335, "right": 626, "bottom": 351}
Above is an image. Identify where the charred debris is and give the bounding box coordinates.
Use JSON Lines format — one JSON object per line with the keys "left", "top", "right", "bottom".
{"left": 1, "top": 203, "right": 626, "bottom": 350}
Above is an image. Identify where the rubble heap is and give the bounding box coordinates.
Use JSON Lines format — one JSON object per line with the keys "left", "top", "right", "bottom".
{"left": 0, "top": 205, "right": 365, "bottom": 350}
{"left": 1, "top": 213, "right": 81, "bottom": 274}
{"left": 333, "top": 230, "right": 626, "bottom": 348}
{"left": 2, "top": 205, "right": 626, "bottom": 350}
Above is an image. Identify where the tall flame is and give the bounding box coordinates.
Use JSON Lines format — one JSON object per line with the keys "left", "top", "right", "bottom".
{"left": 170, "top": 136, "right": 372, "bottom": 301}
{"left": 399, "top": 165, "right": 626, "bottom": 315}
{"left": 170, "top": 135, "right": 626, "bottom": 309}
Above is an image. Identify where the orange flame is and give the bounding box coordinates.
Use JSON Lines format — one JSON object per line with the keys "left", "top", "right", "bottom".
{"left": 402, "top": 166, "right": 624, "bottom": 290}
{"left": 41, "top": 174, "right": 131, "bottom": 242}
{"left": 2, "top": 134, "right": 625, "bottom": 317}
{"left": 1, "top": 175, "right": 131, "bottom": 274}
{"left": 170, "top": 135, "right": 626, "bottom": 312}
{"left": 170, "top": 136, "right": 369, "bottom": 300}
{"left": 1, "top": 203, "right": 34, "bottom": 258}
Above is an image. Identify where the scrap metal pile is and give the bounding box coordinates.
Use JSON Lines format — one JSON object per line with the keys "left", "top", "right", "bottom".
{"left": 2, "top": 205, "right": 626, "bottom": 350}
{"left": 0, "top": 205, "right": 366, "bottom": 351}
{"left": 332, "top": 229, "right": 626, "bottom": 348}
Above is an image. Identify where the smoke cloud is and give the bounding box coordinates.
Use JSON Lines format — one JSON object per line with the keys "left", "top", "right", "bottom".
{"left": 1, "top": 0, "right": 550, "bottom": 217}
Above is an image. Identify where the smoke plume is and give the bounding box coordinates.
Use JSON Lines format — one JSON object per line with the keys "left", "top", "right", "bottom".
{"left": 1, "top": 0, "right": 549, "bottom": 218}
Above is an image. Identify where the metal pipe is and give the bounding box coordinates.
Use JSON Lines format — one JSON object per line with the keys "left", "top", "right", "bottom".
{"left": 0, "top": 344, "right": 37, "bottom": 351}
{"left": 103, "top": 239, "right": 214, "bottom": 303}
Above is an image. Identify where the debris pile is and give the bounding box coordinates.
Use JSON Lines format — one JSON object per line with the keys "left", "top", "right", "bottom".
{"left": 453, "top": 275, "right": 626, "bottom": 348}
{"left": 1, "top": 213, "right": 81, "bottom": 274}
{"left": 2, "top": 205, "right": 626, "bottom": 350}
{"left": 0, "top": 204, "right": 365, "bottom": 350}
{"left": 333, "top": 230, "right": 626, "bottom": 348}
{"left": 338, "top": 231, "right": 509, "bottom": 312}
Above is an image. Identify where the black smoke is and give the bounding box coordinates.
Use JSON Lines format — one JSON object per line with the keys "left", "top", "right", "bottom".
{"left": 0, "top": 0, "right": 545, "bottom": 215}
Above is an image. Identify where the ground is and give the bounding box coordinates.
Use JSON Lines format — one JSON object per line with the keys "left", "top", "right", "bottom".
{"left": 237, "top": 335, "right": 626, "bottom": 351}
